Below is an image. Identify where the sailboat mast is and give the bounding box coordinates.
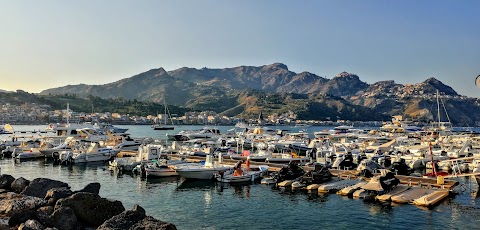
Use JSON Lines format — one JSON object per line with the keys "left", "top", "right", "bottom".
{"left": 164, "top": 98, "right": 167, "bottom": 125}
{"left": 436, "top": 89, "right": 441, "bottom": 128}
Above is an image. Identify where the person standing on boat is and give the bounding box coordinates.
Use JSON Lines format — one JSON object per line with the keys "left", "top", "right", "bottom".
{"left": 246, "top": 157, "right": 251, "bottom": 172}
{"left": 233, "top": 160, "right": 244, "bottom": 176}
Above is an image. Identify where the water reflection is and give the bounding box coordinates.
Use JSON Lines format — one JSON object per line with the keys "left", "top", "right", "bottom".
{"left": 176, "top": 179, "right": 217, "bottom": 191}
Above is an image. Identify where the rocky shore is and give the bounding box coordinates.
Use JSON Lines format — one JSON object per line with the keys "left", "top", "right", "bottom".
{"left": 0, "top": 174, "right": 177, "bottom": 230}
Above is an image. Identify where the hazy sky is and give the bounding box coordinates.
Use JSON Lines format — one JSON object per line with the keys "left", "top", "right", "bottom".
{"left": 1, "top": 1, "right": 479, "bottom": 96}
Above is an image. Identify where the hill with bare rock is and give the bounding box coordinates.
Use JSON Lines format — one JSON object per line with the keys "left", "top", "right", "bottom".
{"left": 39, "top": 63, "right": 480, "bottom": 125}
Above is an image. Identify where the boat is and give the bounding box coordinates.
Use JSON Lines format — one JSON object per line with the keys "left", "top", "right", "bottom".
{"left": 412, "top": 189, "right": 450, "bottom": 207}
{"left": 174, "top": 154, "right": 233, "bottom": 180}
{"left": 166, "top": 127, "right": 221, "bottom": 141}
{"left": 0, "top": 124, "right": 13, "bottom": 135}
{"left": 216, "top": 165, "right": 269, "bottom": 183}
{"left": 59, "top": 142, "right": 119, "bottom": 164}
{"left": 391, "top": 187, "right": 433, "bottom": 204}
{"left": 376, "top": 185, "right": 410, "bottom": 202}
{"left": 144, "top": 159, "right": 188, "bottom": 177}
{"left": 109, "top": 143, "right": 167, "bottom": 171}
{"left": 318, "top": 180, "right": 359, "bottom": 193}
{"left": 338, "top": 181, "right": 368, "bottom": 196}
{"left": 152, "top": 99, "right": 175, "bottom": 130}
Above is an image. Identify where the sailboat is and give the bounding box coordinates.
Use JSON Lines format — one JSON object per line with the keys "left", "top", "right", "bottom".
{"left": 152, "top": 99, "right": 175, "bottom": 130}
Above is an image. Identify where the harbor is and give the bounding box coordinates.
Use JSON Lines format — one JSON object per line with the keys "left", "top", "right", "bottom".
{"left": 2, "top": 124, "right": 480, "bottom": 229}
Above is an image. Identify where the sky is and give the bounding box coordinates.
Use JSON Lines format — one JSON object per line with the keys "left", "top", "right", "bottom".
{"left": 0, "top": 0, "right": 479, "bottom": 97}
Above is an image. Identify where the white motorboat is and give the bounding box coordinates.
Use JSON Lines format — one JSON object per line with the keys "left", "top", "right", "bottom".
{"left": 174, "top": 154, "right": 233, "bottom": 180}
{"left": 144, "top": 159, "right": 187, "bottom": 177}
{"left": 216, "top": 165, "right": 269, "bottom": 183}
{"left": 59, "top": 142, "right": 119, "bottom": 164}
{"left": 109, "top": 143, "right": 166, "bottom": 171}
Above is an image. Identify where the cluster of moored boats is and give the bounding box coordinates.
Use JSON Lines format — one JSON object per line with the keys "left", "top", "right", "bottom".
{"left": 2, "top": 119, "right": 480, "bottom": 207}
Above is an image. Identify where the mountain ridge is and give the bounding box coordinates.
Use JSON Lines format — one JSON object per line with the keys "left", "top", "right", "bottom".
{"left": 38, "top": 63, "right": 479, "bottom": 125}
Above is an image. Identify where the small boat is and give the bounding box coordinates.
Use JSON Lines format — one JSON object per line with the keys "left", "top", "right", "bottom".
{"left": 216, "top": 165, "right": 269, "bottom": 183}
{"left": 144, "top": 159, "right": 187, "bottom": 177}
{"left": 352, "top": 189, "right": 368, "bottom": 198}
{"left": 14, "top": 149, "right": 44, "bottom": 159}
{"left": 59, "top": 142, "right": 119, "bottom": 164}
{"left": 376, "top": 185, "right": 410, "bottom": 202}
{"left": 338, "top": 181, "right": 368, "bottom": 196}
{"left": 318, "top": 180, "right": 359, "bottom": 193}
{"left": 174, "top": 154, "right": 232, "bottom": 180}
{"left": 391, "top": 187, "right": 433, "bottom": 204}
{"left": 152, "top": 99, "right": 175, "bottom": 131}
{"left": 412, "top": 189, "right": 450, "bottom": 207}
{"left": 306, "top": 184, "right": 321, "bottom": 190}
{"left": 277, "top": 180, "right": 295, "bottom": 187}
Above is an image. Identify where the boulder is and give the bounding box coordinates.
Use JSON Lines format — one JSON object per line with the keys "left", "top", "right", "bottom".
{"left": 130, "top": 216, "right": 177, "bottom": 230}
{"left": 35, "top": 206, "right": 54, "bottom": 224}
{"left": 18, "top": 219, "right": 44, "bottom": 230}
{"left": 0, "top": 193, "right": 46, "bottom": 215}
{"left": 55, "top": 192, "right": 124, "bottom": 226}
{"left": 98, "top": 205, "right": 177, "bottom": 230}
{"left": 0, "top": 175, "right": 15, "bottom": 190}
{"left": 97, "top": 204, "right": 146, "bottom": 230}
{"left": 76, "top": 182, "right": 100, "bottom": 195}
{"left": 8, "top": 211, "right": 36, "bottom": 227}
{"left": 21, "top": 178, "right": 69, "bottom": 198}
{"left": 11, "top": 177, "right": 30, "bottom": 193}
{"left": 49, "top": 206, "right": 77, "bottom": 230}
{"left": 45, "top": 187, "right": 73, "bottom": 206}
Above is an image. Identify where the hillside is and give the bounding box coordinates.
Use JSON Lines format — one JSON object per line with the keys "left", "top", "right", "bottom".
{"left": 38, "top": 63, "right": 480, "bottom": 125}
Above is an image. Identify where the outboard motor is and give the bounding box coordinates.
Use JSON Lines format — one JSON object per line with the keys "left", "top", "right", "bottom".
{"left": 338, "top": 152, "right": 357, "bottom": 170}
{"left": 391, "top": 158, "right": 412, "bottom": 175}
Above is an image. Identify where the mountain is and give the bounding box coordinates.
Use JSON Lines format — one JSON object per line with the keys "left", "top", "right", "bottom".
{"left": 39, "top": 63, "right": 480, "bottom": 125}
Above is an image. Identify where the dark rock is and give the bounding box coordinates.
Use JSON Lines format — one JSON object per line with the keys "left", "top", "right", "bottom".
{"left": 97, "top": 204, "right": 147, "bottom": 230}
{"left": 49, "top": 206, "right": 77, "bottom": 230}
{"left": 0, "top": 222, "right": 8, "bottom": 230}
{"left": 0, "top": 174, "right": 15, "bottom": 190}
{"left": 55, "top": 192, "right": 124, "bottom": 226}
{"left": 18, "top": 219, "right": 44, "bottom": 230}
{"left": 8, "top": 211, "right": 36, "bottom": 227}
{"left": 35, "top": 206, "right": 54, "bottom": 224}
{"left": 11, "top": 177, "right": 30, "bottom": 193}
{"left": 45, "top": 187, "right": 73, "bottom": 206}
{"left": 21, "top": 178, "right": 69, "bottom": 198}
{"left": 98, "top": 205, "right": 177, "bottom": 230}
{"left": 131, "top": 216, "right": 177, "bottom": 230}
{"left": 76, "top": 182, "right": 100, "bottom": 195}
{"left": 0, "top": 193, "right": 46, "bottom": 215}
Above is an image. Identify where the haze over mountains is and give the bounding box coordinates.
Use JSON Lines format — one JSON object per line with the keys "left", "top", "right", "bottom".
{"left": 35, "top": 63, "right": 480, "bottom": 125}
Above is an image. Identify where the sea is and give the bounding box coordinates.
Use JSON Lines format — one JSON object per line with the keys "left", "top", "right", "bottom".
{"left": 1, "top": 125, "right": 480, "bottom": 230}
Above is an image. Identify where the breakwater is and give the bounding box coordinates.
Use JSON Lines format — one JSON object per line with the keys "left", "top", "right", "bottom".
{"left": 0, "top": 174, "right": 177, "bottom": 230}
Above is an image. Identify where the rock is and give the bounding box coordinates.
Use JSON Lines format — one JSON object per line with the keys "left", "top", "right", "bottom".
{"left": 8, "top": 211, "right": 36, "bottom": 227}
{"left": 76, "top": 182, "right": 100, "bottom": 195}
{"left": 98, "top": 205, "right": 176, "bottom": 230}
{"left": 18, "top": 219, "right": 44, "bottom": 230}
{"left": 35, "top": 206, "right": 54, "bottom": 224}
{"left": 45, "top": 187, "right": 73, "bottom": 206}
{"left": 0, "top": 222, "right": 8, "bottom": 230}
{"left": 0, "top": 193, "right": 46, "bottom": 215}
{"left": 97, "top": 204, "right": 146, "bottom": 230}
{"left": 131, "top": 216, "right": 177, "bottom": 230}
{"left": 21, "top": 178, "right": 69, "bottom": 198}
{"left": 55, "top": 192, "right": 124, "bottom": 226}
{"left": 0, "top": 189, "right": 8, "bottom": 194}
{"left": 49, "top": 206, "right": 77, "bottom": 230}
{"left": 11, "top": 177, "right": 30, "bottom": 193}
{"left": 0, "top": 175, "right": 15, "bottom": 190}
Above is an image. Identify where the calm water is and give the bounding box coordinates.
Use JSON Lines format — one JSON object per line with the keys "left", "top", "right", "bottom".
{"left": 2, "top": 125, "right": 480, "bottom": 229}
